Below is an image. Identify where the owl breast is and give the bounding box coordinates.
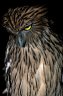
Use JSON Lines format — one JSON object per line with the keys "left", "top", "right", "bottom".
{"left": 5, "top": 40, "right": 47, "bottom": 96}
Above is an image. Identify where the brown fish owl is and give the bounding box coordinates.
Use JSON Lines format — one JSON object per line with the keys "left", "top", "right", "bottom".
{"left": 2, "top": 6, "right": 63, "bottom": 96}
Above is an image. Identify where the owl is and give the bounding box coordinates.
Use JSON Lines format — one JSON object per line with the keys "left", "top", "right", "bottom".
{"left": 2, "top": 6, "right": 63, "bottom": 96}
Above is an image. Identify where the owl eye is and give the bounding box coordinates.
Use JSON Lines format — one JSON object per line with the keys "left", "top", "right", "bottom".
{"left": 25, "top": 25, "right": 32, "bottom": 31}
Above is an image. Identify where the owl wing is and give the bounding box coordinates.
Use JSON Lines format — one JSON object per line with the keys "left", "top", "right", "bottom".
{"left": 3, "top": 45, "right": 12, "bottom": 95}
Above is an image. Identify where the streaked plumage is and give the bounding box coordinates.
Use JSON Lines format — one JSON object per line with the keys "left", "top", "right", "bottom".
{"left": 2, "top": 6, "right": 63, "bottom": 96}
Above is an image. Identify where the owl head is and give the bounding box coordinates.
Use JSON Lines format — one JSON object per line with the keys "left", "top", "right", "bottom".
{"left": 3, "top": 6, "right": 48, "bottom": 47}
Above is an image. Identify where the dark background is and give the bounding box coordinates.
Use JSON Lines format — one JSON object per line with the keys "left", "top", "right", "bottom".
{"left": 0, "top": 0, "right": 62, "bottom": 96}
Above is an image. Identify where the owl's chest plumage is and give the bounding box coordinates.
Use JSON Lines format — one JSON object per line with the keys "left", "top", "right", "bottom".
{"left": 5, "top": 41, "right": 47, "bottom": 96}
{"left": 4, "top": 38, "right": 62, "bottom": 96}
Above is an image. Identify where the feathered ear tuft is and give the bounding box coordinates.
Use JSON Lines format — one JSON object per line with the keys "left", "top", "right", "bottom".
{"left": 33, "top": 5, "right": 48, "bottom": 18}
{"left": 2, "top": 8, "right": 14, "bottom": 30}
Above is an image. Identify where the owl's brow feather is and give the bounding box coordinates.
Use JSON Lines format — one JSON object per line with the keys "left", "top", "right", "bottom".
{"left": 3, "top": 6, "right": 47, "bottom": 31}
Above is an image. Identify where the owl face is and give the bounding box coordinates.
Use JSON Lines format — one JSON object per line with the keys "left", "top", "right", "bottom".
{"left": 3, "top": 6, "right": 47, "bottom": 47}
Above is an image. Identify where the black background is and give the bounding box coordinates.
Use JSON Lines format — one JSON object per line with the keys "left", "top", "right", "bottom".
{"left": 0, "top": 0, "right": 62, "bottom": 96}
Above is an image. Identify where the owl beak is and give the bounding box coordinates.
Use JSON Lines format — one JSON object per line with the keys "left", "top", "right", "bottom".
{"left": 16, "top": 31, "right": 27, "bottom": 47}
{"left": 16, "top": 30, "right": 32, "bottom": 47}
